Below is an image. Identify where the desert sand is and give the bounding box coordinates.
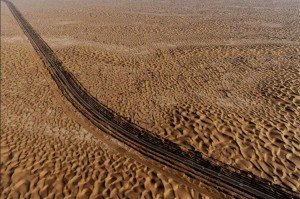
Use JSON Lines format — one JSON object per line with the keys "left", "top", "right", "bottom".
{"left": 0, "top": 3, "right": 214, "bottom": 198}
{"left": 1, "top": 0, "right": 300, "bottom": 197}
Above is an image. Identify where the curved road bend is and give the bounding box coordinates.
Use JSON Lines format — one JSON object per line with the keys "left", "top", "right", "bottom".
{"left": 3, "top": 0, "right": 299, "bottom": 198}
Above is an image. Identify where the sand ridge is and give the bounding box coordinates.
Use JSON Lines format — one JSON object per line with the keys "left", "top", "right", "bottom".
{"left": 20, "top": 0, "right": 299, "bottom": 192}
{"left": 2, "top": 0, "right": 300, "bottom": 196}
{"left": 51, "top": 44, "right": 300, "bottom": 191}
{"left": 1, "top": 4, "right": 213, "bottom": 198}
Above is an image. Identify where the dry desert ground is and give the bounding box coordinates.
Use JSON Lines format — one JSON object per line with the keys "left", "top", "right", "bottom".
{"left": 1, "top": 0, "right": 300, "bottom": 198}
{"left": 0, "top": 2, "right": 215, "bottom": 199}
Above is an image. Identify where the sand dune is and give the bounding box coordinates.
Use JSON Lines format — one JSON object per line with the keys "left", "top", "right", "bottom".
{"left": 15, "top": 0, "right": 299, "bottom": 192}
{"left": 1, "top": 4, "right": 212, "bottom": 198}
{"left": 53, "top": 44, "right": 300, "bottom": 191}
{"left": 2, "top": 0, "right": 300, "bottom": 196}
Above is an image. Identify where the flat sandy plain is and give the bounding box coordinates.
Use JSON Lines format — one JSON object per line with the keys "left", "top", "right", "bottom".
{"left": 1, "top": 0, "right": 300, "bottom": 197}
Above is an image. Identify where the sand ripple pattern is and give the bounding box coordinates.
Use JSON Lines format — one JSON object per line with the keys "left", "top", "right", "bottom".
{"left": 160, "top": 46, "right": 300, "bottom": 191}
{"left": 10, "top": 0, "right": 300, "bottom": 193}
{"left": 56, "top": 44, "right": 300, "bottom": 192}
{"left": 0, "top": 5, "right": 205, "bottom": 199}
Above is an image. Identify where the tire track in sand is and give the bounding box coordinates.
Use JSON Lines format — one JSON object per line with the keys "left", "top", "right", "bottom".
{"left": 3, "top": 0, "right": 299, "bottom": 198}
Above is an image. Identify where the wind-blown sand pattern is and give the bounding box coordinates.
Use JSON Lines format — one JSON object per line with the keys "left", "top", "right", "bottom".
{"left": 16, "top": 0, "right": 299, "bottom": 192}
{"left": 56, "top": 45, "right": 300, "bottom": 191}
{"left": 0, "top": 4, "right": 211, "bottom": 198}
{"left": 2, "top": 0, "right": 300, "bottom": 196}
